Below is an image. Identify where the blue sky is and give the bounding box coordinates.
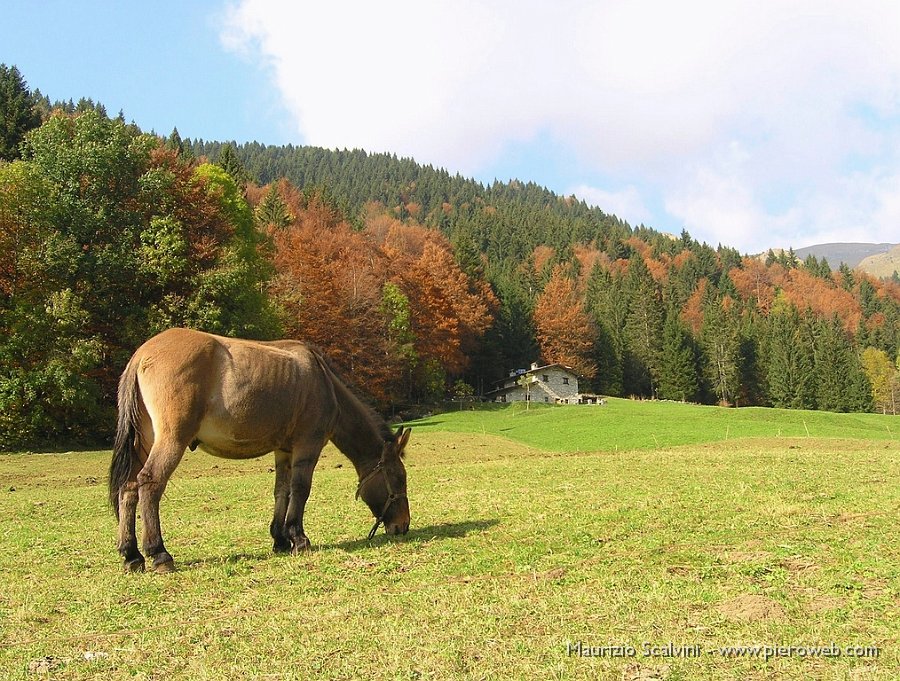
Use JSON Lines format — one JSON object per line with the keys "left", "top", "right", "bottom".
{"left": 4, "top": 1, "right": 900, "bottom": 254}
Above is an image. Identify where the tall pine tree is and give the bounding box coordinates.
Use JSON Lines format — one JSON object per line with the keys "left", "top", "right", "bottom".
{"left": 765, "top": 304, "right": 815, "bottom": 409}
{"left": 814, "top": 316, "right": 872, "bottom": 412}
{"left": 623, "top": 255, "right": 664, "bottom": 397}
{"left": 658, "top": 308, "right": 699, "bottom": 402}
{"left": 0, "top": 64, "right": 42, "bottom": 161}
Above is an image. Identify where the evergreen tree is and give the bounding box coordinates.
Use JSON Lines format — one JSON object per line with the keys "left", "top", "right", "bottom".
{"left": 858, "top": 279, "right": 877, "bottom": 316}
{"left": 765, "top": 306, "right": 815, "bottom": 409}
{"left": 737, "top": 314, "right": 765, "bottom": 406}
{"left": 718, "top": 271, "right": 739, "bottom": 299}
{"left": 717, "top": 244, "right": 743, "bottom": 272}
{"left": 623, "top": 256, "right": 664, "bottom": 397}
{"left": 216, "top": 142, "right": 251, "bottom": 185}
{"left": 166, "top": 127, "right": 185, "bottom": 155}
{"left": 380, "top": 281, "right": 418, "bottom": 398}
{"left": 658, "top": 308, "right": 699, "bottom": 401}
{"left": 481, "top": 267, "right": 539, "bottom": 379}
{"left": 0, "top": 64, "right": 42, "bottom": 161}
{"left": 814, "top": 316, "right": 872, "bottom": 412}
{"left": 254, "top": 182, "right": 293, "bottom": 230}
{"left": 585, "top": 263, "right": 625, "bottom": 396}
{"left": 838, "top": 263, "right": 855, "bottom": 291}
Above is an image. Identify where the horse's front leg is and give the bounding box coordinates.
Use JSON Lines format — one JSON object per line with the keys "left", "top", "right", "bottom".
{"left": 269, "top": 450, "right": 292, "bottom": 553}
{"left": 283, "top": 441, "right": 323, "bottom": 555}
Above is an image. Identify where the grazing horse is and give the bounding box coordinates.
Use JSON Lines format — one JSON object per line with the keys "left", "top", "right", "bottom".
{"left": 108, "top": 328, "right": 411, "bottom": 573}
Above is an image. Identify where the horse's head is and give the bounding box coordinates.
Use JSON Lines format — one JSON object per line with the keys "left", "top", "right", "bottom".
{"left": 357, "top": 427, "right": 411, "bottom": 537}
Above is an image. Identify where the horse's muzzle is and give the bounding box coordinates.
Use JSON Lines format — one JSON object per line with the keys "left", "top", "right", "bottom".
{"left": 386, "top": 522, "right": 409, "bottom": 536}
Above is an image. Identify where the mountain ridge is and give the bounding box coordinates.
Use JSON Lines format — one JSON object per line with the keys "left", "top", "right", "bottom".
{"left": 792, "top": 242, "right": 897, "bottom": 270}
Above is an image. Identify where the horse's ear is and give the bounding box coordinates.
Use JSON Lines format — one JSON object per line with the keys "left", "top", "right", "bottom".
{"left": 396, "top": 426, "right": 411, "bottom": 454}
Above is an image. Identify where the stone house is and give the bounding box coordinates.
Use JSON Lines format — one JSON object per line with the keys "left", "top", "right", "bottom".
{"left": 486, "top": 363, "right": 580, "bottom": 404}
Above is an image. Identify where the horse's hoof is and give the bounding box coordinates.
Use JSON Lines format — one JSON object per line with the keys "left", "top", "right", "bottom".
{"left": 152, "top": 552, "right": 176, "bottom": 574}
{"left": 153, "top": 559, "right": 177, "bottom": 574}
{"left": 273, "top": 540, "right": 292, "bottom": 554}
{"left": 291, "top": 537, "right": 311, "bottom": 555}
{"left": 123, "top": 557, "right": 145, "bottom": 573}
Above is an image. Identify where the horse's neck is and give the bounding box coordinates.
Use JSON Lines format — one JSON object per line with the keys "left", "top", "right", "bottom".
{"left": 329, "top": 378, "right": 386, "bottom": 476}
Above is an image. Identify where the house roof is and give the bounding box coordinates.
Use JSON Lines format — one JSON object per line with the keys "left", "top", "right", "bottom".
{"left": 489, "top": 363, "right": 578, "bottom": 388}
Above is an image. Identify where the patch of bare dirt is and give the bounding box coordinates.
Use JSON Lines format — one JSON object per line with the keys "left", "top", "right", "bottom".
{"left": 848, "top": 664, "right": 881, "bottom": 680}
{"left": 722, "top": 550, "right": 774, "bottom": 564}
{"left": 622, "top": 663, "right": 671, "bottom": 680}
{"left": 778, "top": 556, "right": 819, "bottom": 573}
{"left": 717, "top": 594, "right": 786, "bottom": 622}
{"left": 27, "top": 656, "right": 67, "bottom": 674}
{"left": 804, "top": 594, "right": 848, "bottom": 613}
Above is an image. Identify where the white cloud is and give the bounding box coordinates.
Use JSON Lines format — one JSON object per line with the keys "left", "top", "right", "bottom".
{"left": 222, "top": 0, "right": 900, "bottom": 251}
{"left": 568, "top": 184, "right": 652, "bottom": 228}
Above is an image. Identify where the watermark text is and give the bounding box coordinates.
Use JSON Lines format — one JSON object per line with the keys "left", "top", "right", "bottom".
{"left": 566, "top": 640, "right": 881, "bottom": 662}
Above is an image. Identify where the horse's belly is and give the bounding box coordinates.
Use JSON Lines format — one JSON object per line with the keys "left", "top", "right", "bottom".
{"left": 193, "top": 418, "right": 282, "bottom": 459}
{"left": 195, "top": 441, "right": 271, "bottom": 460}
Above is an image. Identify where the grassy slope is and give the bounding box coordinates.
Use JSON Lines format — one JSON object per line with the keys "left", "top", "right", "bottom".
{"left": 858, "top": 244, "right": 900, "bottom": 279}
{"left": 0, "top": 402, "right": 897, "bottom": 680}
{"left": 407, "top": 398, "right": 897, "bottom": 452}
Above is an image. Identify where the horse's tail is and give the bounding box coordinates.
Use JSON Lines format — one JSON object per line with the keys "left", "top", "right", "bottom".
{"left": 109, "top": 358, "right": 142, "bottom": 519}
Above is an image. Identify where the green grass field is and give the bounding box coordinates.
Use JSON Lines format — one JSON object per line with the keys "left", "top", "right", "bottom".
{"left": 0, "top": 400, "right": 897, "bottom": 680}
{"left": 415, "top": 398, "right": 898, "bottom": 451}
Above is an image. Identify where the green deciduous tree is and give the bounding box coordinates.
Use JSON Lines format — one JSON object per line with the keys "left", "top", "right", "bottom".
{"left": 700, "top": 293, "right": 742, "bottom": 405}
{"left": 860, "top": 346, "right": 898, "bottom": 414}
{"left": 0, "top": 111, "right": 279, "bottom": 447}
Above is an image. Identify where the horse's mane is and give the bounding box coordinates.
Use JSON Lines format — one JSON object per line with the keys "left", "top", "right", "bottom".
{"left": 303, "top": 342, "right": 395, "bottom": 443}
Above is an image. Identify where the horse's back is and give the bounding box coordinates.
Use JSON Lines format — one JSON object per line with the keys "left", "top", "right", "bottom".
{"left": 131, "top": 328, "right": 333, "bottom": 457}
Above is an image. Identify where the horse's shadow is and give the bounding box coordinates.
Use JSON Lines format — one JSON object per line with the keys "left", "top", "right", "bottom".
{"left": 322, "top": 518, "right": 499, "bottom": 552}
{"left": 182, "top": 518, "right": 499, "bottom": 567}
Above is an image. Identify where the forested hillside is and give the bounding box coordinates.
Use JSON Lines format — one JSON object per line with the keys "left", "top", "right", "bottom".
{"left": 1, "top": 64, "right": 898, "bottom": 447}
{"left": 189, "top": 139, "right": 900, "bottom": 411}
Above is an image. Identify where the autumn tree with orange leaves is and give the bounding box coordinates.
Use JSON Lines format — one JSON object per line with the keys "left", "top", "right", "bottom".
{"left": 262, "top": 191, "right": 496, "bottom": 405}
{"left": 533, "top": 265, "right": 597, "bottom": 378}
{"left": 266, "top": 194, "right": 404, "bottom": 404}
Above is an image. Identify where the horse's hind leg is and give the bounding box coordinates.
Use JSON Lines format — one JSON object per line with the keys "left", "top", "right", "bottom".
{"left": 137, "top": 436, "right": 187, "bottom": 573}
{"left": 118, "top": 417, "right": 152, "bottom": 572}
{"left": 269, "top": 449, "right": 292, "bottom": 553}
{"left": 117, "top": 459, "right": 146, "bottom": 573}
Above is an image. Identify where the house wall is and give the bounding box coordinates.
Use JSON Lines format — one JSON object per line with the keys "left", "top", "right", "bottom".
{"left": 497, "top": 368, "right": 580, "bottom": 404}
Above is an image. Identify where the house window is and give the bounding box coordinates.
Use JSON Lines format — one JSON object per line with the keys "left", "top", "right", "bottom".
{"left": 544, "top": 396, "right": 549, "bottom": 402}
{"left": 562, "top": 377, "right": 569, "bottom": 385}
{"left": 542, "top": 374, "right": 549, "bottom": 382}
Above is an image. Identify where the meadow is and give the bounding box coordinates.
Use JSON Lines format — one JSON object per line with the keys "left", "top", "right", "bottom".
{"left": 0, "top": 399, "right": 897, "bottom": 680}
